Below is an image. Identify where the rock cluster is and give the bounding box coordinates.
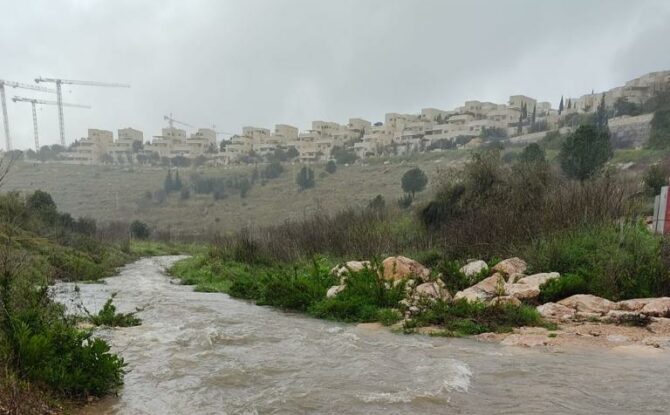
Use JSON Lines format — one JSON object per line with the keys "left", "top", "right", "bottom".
{"left": 537, "top": 295, "right": 670, "bottom": 323}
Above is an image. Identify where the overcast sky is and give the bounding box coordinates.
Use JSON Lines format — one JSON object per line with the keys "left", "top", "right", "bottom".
{"left": 1, "top": 0, "right": 670, "bottom": 150}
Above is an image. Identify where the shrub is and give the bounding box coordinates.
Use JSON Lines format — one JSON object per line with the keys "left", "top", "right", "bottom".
{"left": 130, "top": 220, "right": 150, "bottom": 240}
{"left": 409, "top": 299, "right": 544, "bottom": 336}
{"left": 325, "top": 160, "right": 337, "bottom": 174}
{"left": 263, "top": 161, "right": 284, "bottom": 179}
{"left": 331, "top": 146, "right": 357, "bottom": 165}
{"left": 89, "top": 295, "right": 141, "bottom": 327}
{"left": 377, "top": 308, "right": 402, "bottom": 326}
{"left": 308, "top": 267, "right": 406, "bottom": 322}
{"left": 538, "top": 273, "right": 589, "bottom": 303}
{"left": 524, "top": 223, "right": 670, "bottom": 300}
{"left": 296, "top": 167, "right": 315, "bottom": 190}
{"left": 397, "top": 193, "right": 413, "bottom": 209}
{"left": 180, "top": 188, "right": 191, "bottom": 200}
{"left": 401, "top": 167, "right": 428, "bottom": 197}
{"left": 8, "top": 317, "right": 124, "bottom": 397}
{"left": 643, "top": 164, "right": 668, "bottom": 196}
{"left": 558, "top": 125, "right": 612, "bottom": 181}
{"left": 647, "top": 108, "right": 670, "bottom": 149}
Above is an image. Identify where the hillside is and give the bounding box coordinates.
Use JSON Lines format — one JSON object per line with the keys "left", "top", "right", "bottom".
{"left": 4, "top": 145, "right": 668, "bottom": 238}
{"left": 2, "top": 151, "right": 469, "bottom": 236}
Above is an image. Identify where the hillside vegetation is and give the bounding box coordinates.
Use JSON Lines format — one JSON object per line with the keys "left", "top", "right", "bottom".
{"left": 4, "top": 146, "right": 667, "bottom": 239}
{"left": 0, "top": 185, "right": 139, "bottom": 413}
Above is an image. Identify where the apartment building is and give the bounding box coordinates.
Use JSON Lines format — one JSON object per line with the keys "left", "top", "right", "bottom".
{"left": 64, "top": 129, "right": 114, "bottom": 164}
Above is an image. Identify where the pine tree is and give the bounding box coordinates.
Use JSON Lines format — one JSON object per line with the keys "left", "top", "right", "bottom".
{"left": 558, "top": 96, "right": 564, "bottom": 115}
{"left": 567, "top": 99, "right": 572, "bottom": 109}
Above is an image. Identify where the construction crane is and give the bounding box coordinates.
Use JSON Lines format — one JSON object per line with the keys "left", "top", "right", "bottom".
{"left": 34, "top": 77, "right": 130, "bottom": 146}
{"left": 0, "top": 79, "right": 55, "bottom": 151}
{"left": 12, "top": 96, "right": 91, "bottom": 151}
{"left": 164, "top": 113, "right": 193, "bottom": 129}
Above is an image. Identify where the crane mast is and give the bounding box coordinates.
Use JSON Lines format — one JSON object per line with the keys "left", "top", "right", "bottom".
{"left": 12, "top": 96, "right": 90, "bottom": 151}
{"left": 34, "top": 77, "right": 130, "bottom": 146}
{"left": 0, "top": 79, "right": 55, "bottom": 151}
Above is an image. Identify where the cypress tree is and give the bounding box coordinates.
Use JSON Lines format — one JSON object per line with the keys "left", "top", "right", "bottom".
{"left": 558, "top": 96, "right": 564, "bottom": 115}
{"left": 164, "top": 170, "right": 174, "bottom": 193}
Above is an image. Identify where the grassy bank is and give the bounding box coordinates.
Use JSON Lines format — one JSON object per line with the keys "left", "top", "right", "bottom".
{"left": 0, "top": 188, "right": 195, "bottom": 413}
{"left": 169, "top": 144, "right": 670, "bottom": 338}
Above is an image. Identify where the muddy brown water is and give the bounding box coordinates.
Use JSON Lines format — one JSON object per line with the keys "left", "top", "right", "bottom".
{"left": 52, "top": 256, "right": 670, "bottom": 415}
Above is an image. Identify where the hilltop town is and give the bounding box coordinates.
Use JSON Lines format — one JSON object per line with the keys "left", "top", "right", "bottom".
{"left": 11, "top": 70, "right": 670, "bottom": 166}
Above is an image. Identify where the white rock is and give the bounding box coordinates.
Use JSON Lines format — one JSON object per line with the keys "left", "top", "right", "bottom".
{"left": 504, "top": 272, "right": 560, "bottom": 301}
{"left": 492, "top": 257, "right": 527, "bottom": 276}
{"left": 459, "top": 260, "right": 488, "bottom": 277}
{"left": 454, "top": 273, "right": 505, "bottom": 303}
{"left": 536, "top": 302, "right": 576, "bottom": 321}
{"left": 326, "top": 285, "right": 346, "bottom": 298}
{"left": 640, "top": 298, "right": 670, "bottom": 317}
{"left": 558, "top": 294, "right": 615, "bottom": 315}
{"left": 414, "top": 281, "right": 451, "bottom": 301}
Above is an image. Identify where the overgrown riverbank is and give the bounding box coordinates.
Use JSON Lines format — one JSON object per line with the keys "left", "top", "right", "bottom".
{"left": 169, "top": 143, "right": 670, "bottom": 343}
{"left": 0, "top": 187, "right": 194, "bottom": 414}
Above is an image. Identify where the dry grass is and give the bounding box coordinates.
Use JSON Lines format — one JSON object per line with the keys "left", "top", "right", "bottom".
{"left": 3, "top": 152, "right": 465, "bottom": 236}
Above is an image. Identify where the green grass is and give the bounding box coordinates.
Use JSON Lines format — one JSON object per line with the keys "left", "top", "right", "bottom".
{"left": 524, "top": 222, "right": 670, "bottom": 301}
{"left": 129, "top": 240, "right": 201, "bottom": 256}
{"left": 405, "top": 299, "right": 546, "bottom": 337}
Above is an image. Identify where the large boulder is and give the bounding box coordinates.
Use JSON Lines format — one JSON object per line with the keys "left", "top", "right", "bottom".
{"left": 616, "top": 298, "right": 654, "bottom": 312}
{"left": 326, "top": 285, "right": 346, "bottom": 298}
{"left": 414, "top": 281, "right": 451, "bottom": 301}
{"left": 381, "top": 256, "right": 430, "bottom": 282}
{"left": 504, "top": 272, "right": 560, "bottom": 301}
{"left": 558, "top": 294, "right": 615, "bottom": 315}
{"left": 454, "top": 273, "right": 504, "bottom": 302}
{"left": 459, "top": 260, "right": 488, "bottom": 277}
{"left": 640, "top": 298, "right": 670, "bottom": 317}
{"left": 491, "top": 257, "right": 527, "bottom": 277}
{"left": 536, "top": 302, "right": 576, "bottom": 321}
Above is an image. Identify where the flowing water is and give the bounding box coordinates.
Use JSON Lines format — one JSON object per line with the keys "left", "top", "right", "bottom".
{"left": 52, "top": 257, "right": 670, "bottom": 415}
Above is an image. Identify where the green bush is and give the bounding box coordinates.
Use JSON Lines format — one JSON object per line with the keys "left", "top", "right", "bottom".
{"left": 377, "top": 308, "right": 402, "bottom": 326}
{"left": 308, "top": 267, "right": 406, "bottom": 322}
{"left": 538, "top": 274, "right": 588, "bottom": 303}
{"left": 11, "top": 319, "right": 124, "bottom": 396}
{"left": 89, "top": 295, "right": 141, "bottom": 327}
{"left": 524, "top": 223, "right": 670, "bottom": 300}
{"left": 409, "top": 299, "right": 544, "bottom": 336}
{"left": 435, "top": 260, "right": 489, "bottom": 294}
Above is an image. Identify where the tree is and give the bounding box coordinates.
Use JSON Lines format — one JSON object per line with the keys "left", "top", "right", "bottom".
{"left": 516, "top": 112, "right": 523, "bottom": 135}
{"left": 286, "top": 146, "right": 299, "bottom": 159}
{"left": 174, "top": 170, "right": 183, "bottom": 191}
{"left": 401, "top": 167, "right": 428, "bottom": 197}
{"left": 296, "top": 166, "right": 315, "bottom": 190}
{"left": 331, "top": 146, "right": 357, "bottom": 164}
{"left": 558, "top": 96, "right": 564, "bottom": 115}
{"left": 131, "top": 140, "right": 143, "bottom": 153}
{"left": 647, "top": 109, "right": 670, "bottom": 149}
{"left": 559, "top": 124, "right": 613, "bottom": 181}
{"left": 643, "top": 164, "right": 668, "bottom": 196}
{"left": 239, "top": 177, "right": 251, "bottom": 198}
{"left": 518, "top": 143, "right": 546, "bottom": 164}
{"left": 263, "top": 161, "right": 284, "bottom": 179}
{"left": 531, "top": 104, "right": 537, "bottom": 126}
{"left": 594, "top": 93, "right": 609, "bottom": 131}
{"left": 180, "top": 188, "right": 191, "bottom": 200}
{"left": 325, "top": 160, "right": 337, "bottom": 174}
{"left": 614, "top": 97, "right": 641, "bottom": 117}
{"left": 129, "top": 220, "right": 150, "bottom": 240}
{"left": 164, "top": 170, "right": 174, "bottom": 193}
{"left": 368, "top": 194, "right": 386, "bottom": 211}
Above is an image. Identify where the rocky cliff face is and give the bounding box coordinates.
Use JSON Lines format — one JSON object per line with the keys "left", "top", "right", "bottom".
{"left": 609, "top": 113, "right": 654, "bottom": 148}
